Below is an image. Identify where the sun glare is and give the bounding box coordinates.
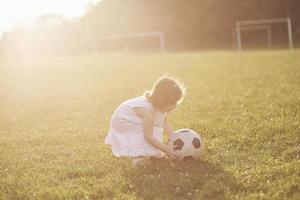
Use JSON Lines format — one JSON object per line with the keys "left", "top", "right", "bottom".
{"left": 0, "top": 0, "right": 100, "bottom": 34}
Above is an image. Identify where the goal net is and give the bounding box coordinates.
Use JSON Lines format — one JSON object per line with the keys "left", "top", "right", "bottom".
{"left": 234, "top": 18, "right": 294, "bottom": 51}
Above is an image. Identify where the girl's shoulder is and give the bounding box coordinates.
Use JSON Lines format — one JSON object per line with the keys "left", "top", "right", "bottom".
{"left": 121, "top": 96, "right": 167, "bottom": 116}
{"left": 122, "top": 96, "right": 153, "bottom": 110}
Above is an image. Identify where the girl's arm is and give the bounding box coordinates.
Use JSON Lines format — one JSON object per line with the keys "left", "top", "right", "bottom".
{"left": 163, "top": 116, "right": 174, "bottom": 136}
{"left": 133, "top": 107, "right": 178, "bottom": 159}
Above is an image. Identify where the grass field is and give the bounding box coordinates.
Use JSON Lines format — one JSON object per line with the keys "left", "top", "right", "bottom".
{"left": 0, "top": 50, "right": 300, "bottom": 199}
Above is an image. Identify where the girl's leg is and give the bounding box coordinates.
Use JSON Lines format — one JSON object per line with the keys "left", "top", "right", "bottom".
{"left": 131, "top": 156, "right": 146, "bottom": 166}
{"left": 149, "top": 153, "right": 167, "bottom": 161}
{"left": 132, "top": 154, "right": 166, "bottom": 165}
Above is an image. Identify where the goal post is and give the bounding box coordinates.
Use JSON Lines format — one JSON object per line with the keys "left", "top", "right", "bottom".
{"left": 93, "top": 31, "right": 165, "bottom": 53}
{"left": 235, "top": 18, "right": 294, "bottom": 51}
{"left": 232, "top": 25, "right": 272, "bottom": 49}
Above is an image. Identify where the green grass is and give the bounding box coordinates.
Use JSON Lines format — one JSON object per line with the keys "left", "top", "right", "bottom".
{"left": 0, "top": 50, "right": 300, "bottom": 199}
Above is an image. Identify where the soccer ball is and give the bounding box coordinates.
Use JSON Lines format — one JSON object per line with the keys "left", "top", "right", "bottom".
{"left": 167, "top": 129, "right": 203, "bottom": 161}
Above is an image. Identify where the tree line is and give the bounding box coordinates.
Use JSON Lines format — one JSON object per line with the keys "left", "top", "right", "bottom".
{"left": 0, "top": 0, "right": 299, "bottom": 55}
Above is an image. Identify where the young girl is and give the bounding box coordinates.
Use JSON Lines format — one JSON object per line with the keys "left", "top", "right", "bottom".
{"left": 104, "top": 76, "right": 185, "bottom": 165}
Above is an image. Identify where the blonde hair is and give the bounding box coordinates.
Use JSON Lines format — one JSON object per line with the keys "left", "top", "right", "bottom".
{"left": 144, "top": 76, "right": 185, "bottom": 109}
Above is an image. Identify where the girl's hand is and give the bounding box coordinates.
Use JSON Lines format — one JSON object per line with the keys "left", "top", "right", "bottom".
{"left": 169, "top": 132, "right": 175, "bottom": 138}
{"left": 164, "top": 145, "right": 179, "bottom": 159}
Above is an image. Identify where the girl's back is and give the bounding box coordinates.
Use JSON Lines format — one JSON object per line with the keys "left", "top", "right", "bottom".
{"left": 111, "top": 96, "right": 166, "bottom": 127}
{"left": 105, "top": 96, "right": 166, "bottom": 157}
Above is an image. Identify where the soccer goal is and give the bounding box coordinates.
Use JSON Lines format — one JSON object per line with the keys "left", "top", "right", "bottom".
{"left": 235, "top": 18, "right": 294, "bottom": 51}
{"left": 93, "top": 31, "right": 165, "bottom": 53}
{"left": 232, "top": 25, "right": 272, "bottom": 49}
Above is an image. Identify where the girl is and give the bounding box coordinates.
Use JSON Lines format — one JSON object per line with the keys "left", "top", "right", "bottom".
{"left": 104, "top": 76, "right": 185, "bottom": 165}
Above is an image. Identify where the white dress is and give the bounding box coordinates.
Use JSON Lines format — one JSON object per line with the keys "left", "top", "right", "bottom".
{"left": 104, "top": 96, "right": 167, "bottom": 157}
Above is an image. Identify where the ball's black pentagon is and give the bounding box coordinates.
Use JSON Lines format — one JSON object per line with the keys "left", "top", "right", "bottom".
{"left": 183, "top": 155, "right": 194, "bottom": 161}
{"left": 179, "top": 129, "right": 190, "bottom": 133}
{"left": 192, "top": 137, "right": 201, "bottom": 149}
{"left": 173, "top": 138, "right": 184, "bottom": 150}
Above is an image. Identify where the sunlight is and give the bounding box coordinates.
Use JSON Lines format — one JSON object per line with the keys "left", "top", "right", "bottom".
{"left": 0, "top": 0, "right": 100, "bottom": 34}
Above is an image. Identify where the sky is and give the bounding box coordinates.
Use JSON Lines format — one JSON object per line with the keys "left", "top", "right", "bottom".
{"left": 0, "top": 0, "right": 100, "bottom": 36}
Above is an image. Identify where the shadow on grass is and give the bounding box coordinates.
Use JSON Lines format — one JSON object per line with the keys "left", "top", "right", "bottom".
{"left": 123, "top": 158, "right": 243, "bottom": 200}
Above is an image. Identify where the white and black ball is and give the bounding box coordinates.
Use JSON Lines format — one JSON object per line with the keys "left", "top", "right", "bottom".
{"left": 167, "top": 129, "right": 203, "bottom": 161}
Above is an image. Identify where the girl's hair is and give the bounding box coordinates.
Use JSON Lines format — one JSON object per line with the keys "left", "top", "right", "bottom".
{"left": 144, "top": 76, "right": 185, "bottom": 109}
